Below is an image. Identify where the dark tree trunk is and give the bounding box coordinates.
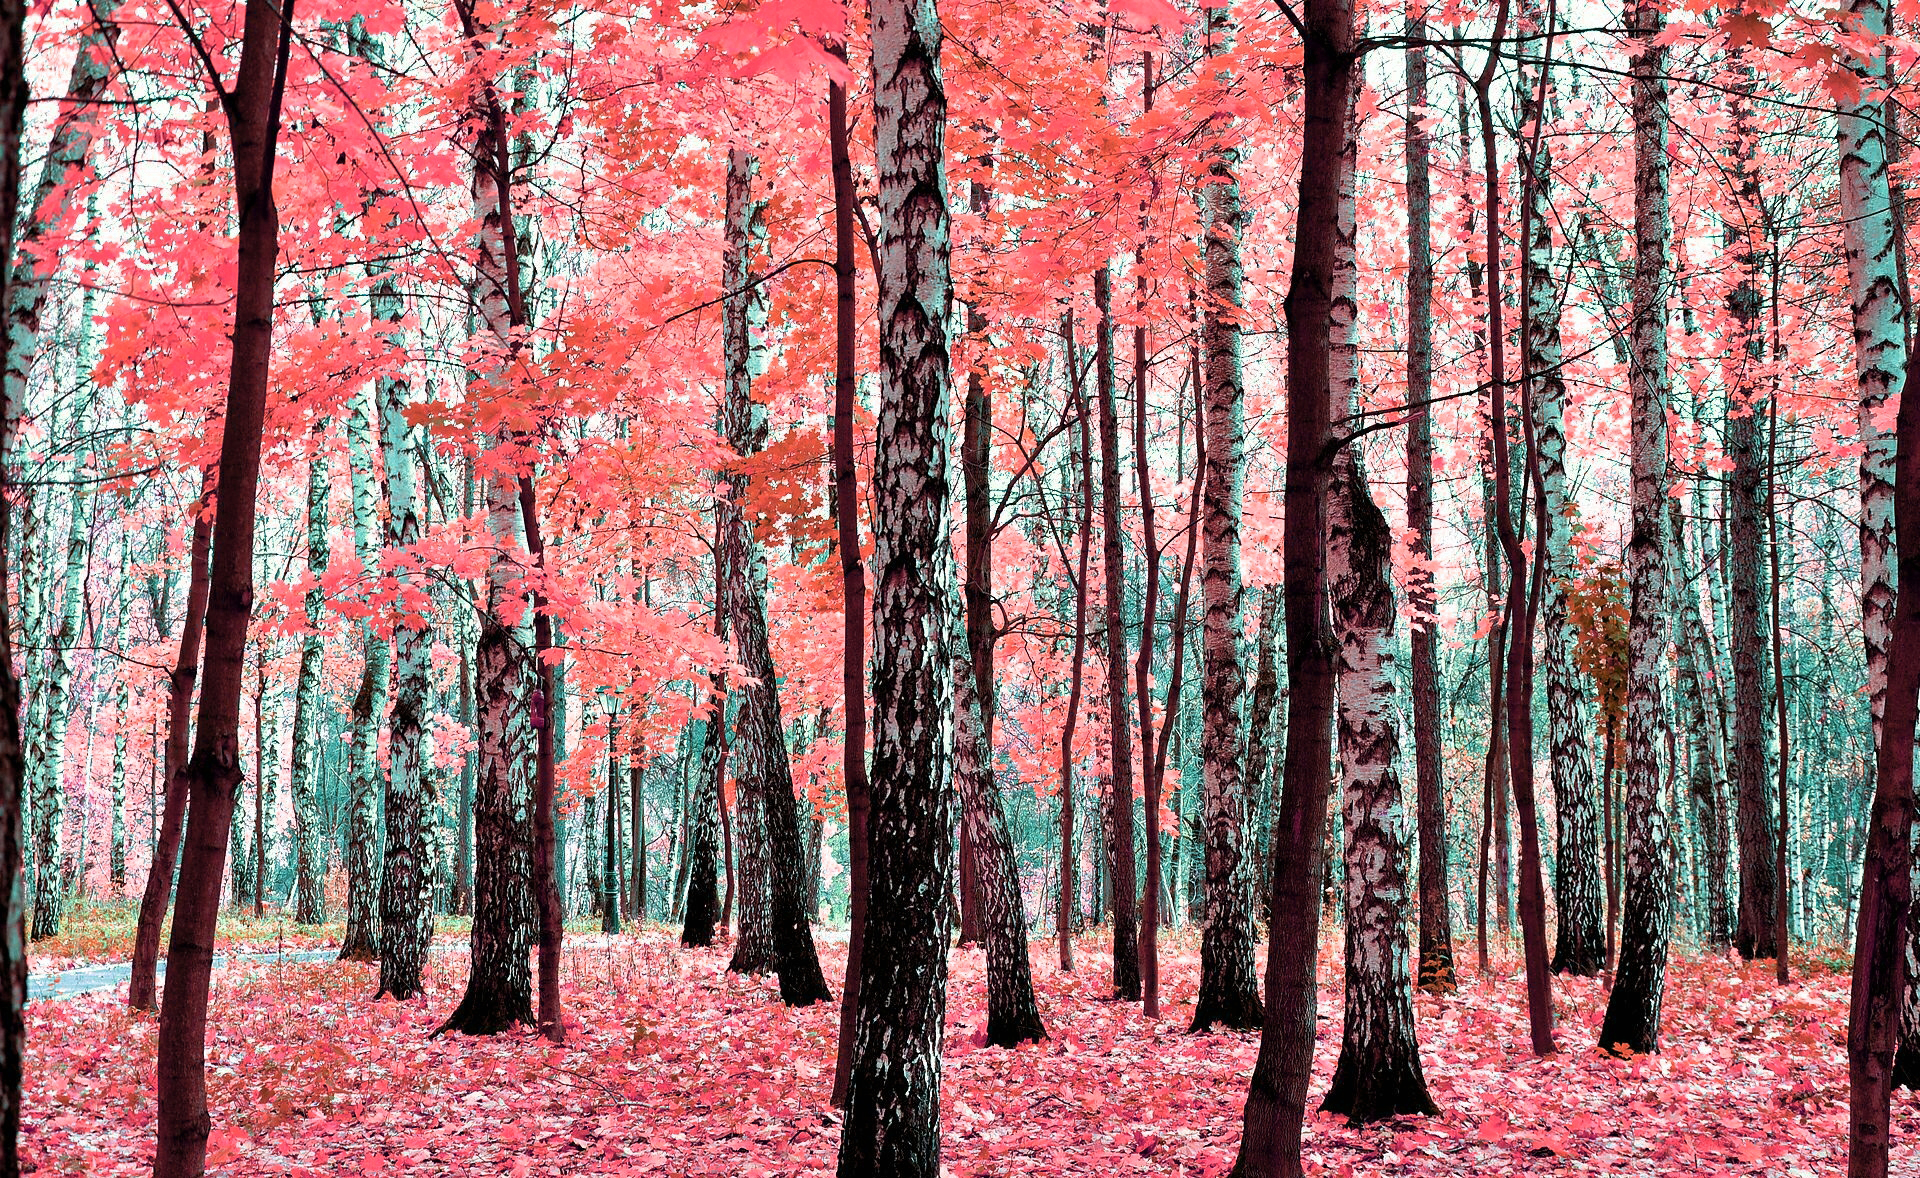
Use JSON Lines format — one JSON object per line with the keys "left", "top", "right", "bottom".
{"left": 1242, "top": 588, "right": 1282, "bottom": 929}
{"left": 434, "top": 581, "right": 536, "bottom": 1035}
{"left": 1599, "top": 0, "right": 1677, "bottom": 1056}
{"left": 451, "top": 635, "right": 474, "bottom": 917}
{"left": 1231, "top": 0, "right": 1353, "bottom": 1168}
{"left": 1191, "top": 5, "right": 1261, "bottom": 1032}
{"left": 1726, "top": 198, "right": 1779, "bottom": 961}
{"left": 1094, "top": 265, "right": 1140, "bottom": 1002}
{"left": 129, "top": 473, "right": 212, "bottom": 1011}
{"left": 152, "top": 3, "right": 293, "bottom": 1170}
{"left": 680, "top": 701, "right": 727, "bottom": 946}
{"left": 0, "top": 0, "right": 31, "bottom": 1160}
{"left": 715, "top": 147, "right": 830, "bottom": 1003}
{"left": 954, "top": 639, "right": 1044, "bottom": 1045}
{"left": 1132, "top": 51, "right": 1163, "bottom": 1018}
{"left": 827, "top": 51, "right": 870, "bottom": 1108}
{"left": 1403, "top": 19, "right": 1454, "bottom": 995}
{"left": 835, "top": 0, "right": 954, "bottom": 1164}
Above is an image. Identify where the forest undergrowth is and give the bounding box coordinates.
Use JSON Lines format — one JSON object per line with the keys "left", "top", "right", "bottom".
{"left": 24, "top": 928, "right": 1868, "bottom": 1176}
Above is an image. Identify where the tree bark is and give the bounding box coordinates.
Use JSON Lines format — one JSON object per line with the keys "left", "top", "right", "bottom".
{"left": 1840, "top": 0, "right": 1917, "bottom": 1161}
{"left": 1058, "top": 311, "right": 1093, "bottom": 973}
{"left": 1598, "top": 0, "right": 1677, "bottom": 1056}
{"left": 1724, "top": 78, "right": 1780, "bottom": 961}
{"left": 0, "top": 0, "right": 34, "bottom": 1158}
{"left": 827, "top": 54, "right": 872, "bottom": 1108}
{"left": 129, "top": 472, "right": 213, "bottom": 1010}
{"left": 1231, "top": 0, "right": 1353, "bottom": 1167}
{"left": 835, "top": 0, "right": 955, "bottom": 1162}
{"left": 372, "top": 234, "right": 432, "bottom": 999}
{"left": 1320, "top": 107, "right": 1434, "bottom": 1122}
{"left": 1191, "top": 2, "right": 1261, "bottom": 1032}
{"left": 338, "top": 380, "right": 387, "bottom": 963}
{"left": 714, "top": 148, "right": 830, "bottom": 1002}
{"left": 152, "top": 2, "right": 294, "bottom": 1168}
{"left": 1525, "top": 34, "right": 1604, "bottom": 979}
{"left": 953, "top": 633, "right": 1044, "bottom": 1045}
{"left": 1093, "top": 265, "right": 1140, "bottom": 1002}
{"left": 1403, "top": 19, "right": 1454, "bottom": 996}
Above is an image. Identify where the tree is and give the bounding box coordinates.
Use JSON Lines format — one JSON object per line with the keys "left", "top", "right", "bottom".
{"left": 151, "top": 0, "right": 296, "bottom": 1167}
{"left": 1401, "top": 13, "right": 1454, "bottom": 997}
{"left": 1320, "top": 98, "right": 1434, "bottom": 1124}
{"left": 0, "top": 0, "right": 32, "bottom": 1159}
{"left": 1597, "top": 0, "right": 1677, "bottom": 1057}
{"left": 1231, "top": 0, "right": 1353, "bottom": 1166}
{"left": 716, "top": 146, "right": 830, "bottom": 1005}
{"left": 288, "top": 456, "right": 329, "bottom": 924}
{"left": 834, "top": 0, "right": 955, "bottom": 1163}
{"left": 1094, "top": 266, "right": 1140, "bottom": 1003}
{"left": 1190, "top": 0, "right": 1261, "bottom": 1033}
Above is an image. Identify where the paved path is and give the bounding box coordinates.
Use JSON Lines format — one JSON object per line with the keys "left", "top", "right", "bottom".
{"left": 27, "top": 947, "right": 345, "bottom": 1003}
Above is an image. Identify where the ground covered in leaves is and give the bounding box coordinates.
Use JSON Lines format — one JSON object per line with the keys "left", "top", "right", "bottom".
{"left": 25, "top": 928, "right": 1890, "bottom": 1175}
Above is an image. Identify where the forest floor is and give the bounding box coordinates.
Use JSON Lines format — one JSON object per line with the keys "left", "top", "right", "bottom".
{"left": 24, "top": 926, "right": 1882, "bottom": 1175}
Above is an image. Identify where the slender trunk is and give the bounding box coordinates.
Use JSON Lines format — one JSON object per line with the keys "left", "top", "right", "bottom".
{"left": 1231, "top": 0, "right": 1353, "bottom": 1167}
{"left": 0, "top": 0, "right": 30, "bottom": 1159}
{"left": 1672, "top": 504, "right": 1732, "bottom": 949}
{"left": 603, "top": 712, "right": 621, "bottom": 933}
{"left": 1058, "top": 312, "right": 1093, "bottom": 973}
{"left": 1242, "top": 587, "right": 1282, "bottom": 927}
{"left": 953, "top": 631, "right": 1044, "bottom": 1044}
{"left": 827, "top": 55, "right": 871, "bottom": 1109}
{"left": 338, "top": 379, "right": 387, "bottom": 963}
{"left": 717, "top": 147, "right": 830, "bottom": 1003}
{"left": 1191, "top": 3, "right": 1261, "bottom": 1031}
{"left": 1133, "top": 51, "right": 1163, "bottom": 1018}
{"left": 451, "top": 632, "right": 474, "bottom": 917}
{"left": 1321, "top": 104, "right": 1435, "bottom": 1120}
{"left": 679, "top": 693, "right": 726, "bottom": 947}
{"left": 1093, "top": 266, "right": 1140, "bottom": 1001}
{"left": 289, "top": 458, "right": 329, "bottom": 924}
{"left": 152, "top": 3, "right": 294, "bottom": 1168}
{"left": 1598, "top": 0, "right": 1677, "bottom": 1055}
{"left": 1403, "top": 19, "right": 1454, "bottom": 995}
{"left": 29, "top": 478, "right": 87, "bottom": 937}
{"left": 1526, "top": 29, "right": 1604, "bottom": 978}
{"left": 835, "top": 0, "right": 955, "bottom": 1160}
{"left": 371, "top": 148, "right": 432, "bottom": 997}
{"left": 129, "top": 473, "right": 213, "bottom": 1010}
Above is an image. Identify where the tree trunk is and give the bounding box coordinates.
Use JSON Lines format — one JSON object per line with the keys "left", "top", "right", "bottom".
{"left": 1191, "top": 6, "right": 1261, "bottom": 1031}
{"left": 835, "top": 0, "right": 954, "bottom": 1163}
{"left": 1839, "top": 0, "right": 1916, "bottom": 1160}
{"left": 372, "top": 237, "right": 432, "bottom": 998}
{"left": 289, "top": 457, "right": 328, "bottom": 925}
{"left": 1231, "top": 0, "right": 1353, "bottom": 1167}
{"left": 1320, "top": 109, "right": 1434, "bottom": 1121}
{"left": 1527, "top": 44, "right": 1604, "bottom": 979}
{"left": 1671, "top": 501, "right": 1732, "bottom": 950}
{"left": 1403, "top": 19, "right": 1454, "bottom": 996}
{"left": 1724, "top": 78, "right": 1780, "bottom": 961}
{"left": 1242, "top": 587, "right": 1282, "bottom": 927}
{"left": 129, "top": 472, "right": 213, "bottom": 1010}
{"left": 827, "top": 55, "right": 872, "bottom": 1108}
{"left": 29, "top": 478, "right": 87, "bottom": 937}
{"left": 1058, "top": 311, "right": 1093, "bottom": 974}
{"left": 953, "top": 635, "right": 1044, "bottom": 1045}
{"left": 0, "top": 0, "right": 34, "bottom": 1159}
{"left": 715, "top": 147, "right": 830, "bottom": 1003}
{"left": 338, "top": 380, "right": 387, "bottom": 964}
{"left": 680, "top": 697, "right": 726, "bottom": 947}
{"left": 1132, "top": 51, "right": 1164, "bottom": 1017}
{"left": 1598, "top": 0, "right": 1677, "bottom": 1056}
{"left": 151, "top": 3, "right": 293, "bottom": 1169}
{"left": 1093, "top": 265, "right": 1140, "bottom": 1002}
